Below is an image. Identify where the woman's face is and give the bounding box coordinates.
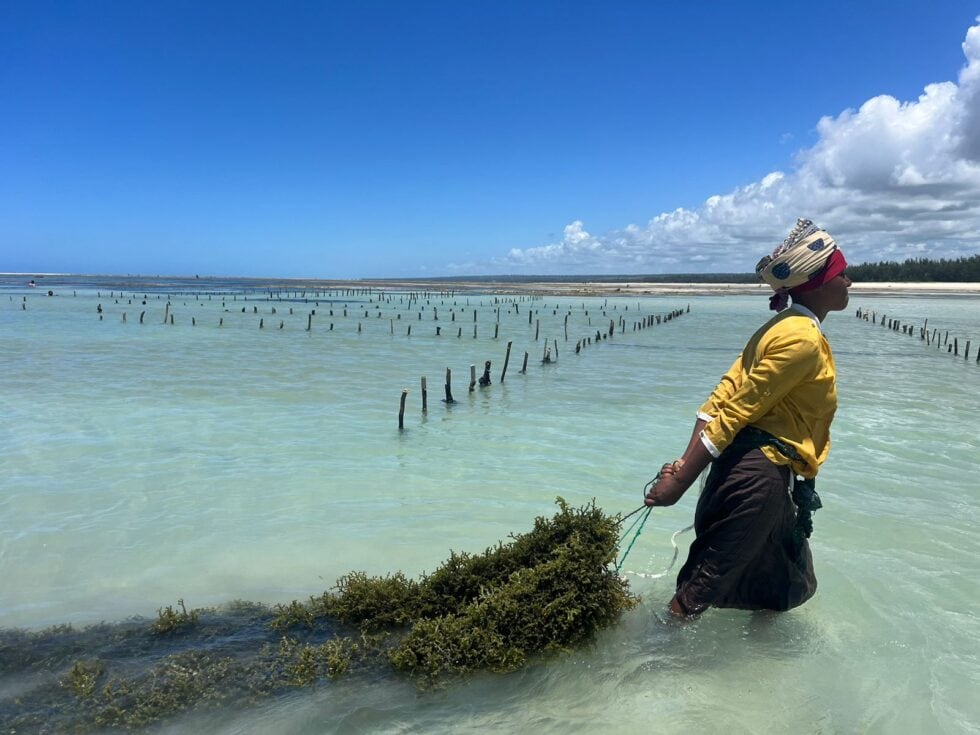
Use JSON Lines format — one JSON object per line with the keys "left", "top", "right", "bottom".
{"left": 824, "top": 272, "right": 852, "bottom": 312}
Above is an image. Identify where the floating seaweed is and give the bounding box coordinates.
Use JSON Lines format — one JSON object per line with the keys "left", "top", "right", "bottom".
{"left": 0, "top": 498, "right": 636, "bottom": 731}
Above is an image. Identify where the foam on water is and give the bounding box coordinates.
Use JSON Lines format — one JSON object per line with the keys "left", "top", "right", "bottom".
{"left": 1, "top": 277, "right": 978, "bottom": 733}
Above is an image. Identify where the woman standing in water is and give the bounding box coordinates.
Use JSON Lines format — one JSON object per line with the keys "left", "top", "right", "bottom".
{"left": 644, "top": 218, "right": 851, "bottom": 618}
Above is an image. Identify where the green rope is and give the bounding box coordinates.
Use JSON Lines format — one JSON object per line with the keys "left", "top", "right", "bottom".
{"left": 614, "top": 505, "right": 652, "bottom": 573}
{"left": 617, "top": 506, "right": 646, "bottom": 540}
{"left": 613, "top": 473, "right": 663, "bottom": 573}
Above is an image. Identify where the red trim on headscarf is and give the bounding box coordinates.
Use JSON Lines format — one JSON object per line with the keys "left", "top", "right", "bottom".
{"left": 790, "top": 249, "right": 848, "bottom": 294}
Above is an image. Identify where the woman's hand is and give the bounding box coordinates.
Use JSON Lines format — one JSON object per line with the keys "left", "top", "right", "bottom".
{"left": 645, "top": 458, "right": 688, "bottom": 506}
{"left": 644, "top": 471, "right": 689, "bottom": 507}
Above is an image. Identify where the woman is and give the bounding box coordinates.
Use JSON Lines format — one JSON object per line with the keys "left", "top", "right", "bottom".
{"left": 644, "top": 218, "right": 851, "bottom": 618}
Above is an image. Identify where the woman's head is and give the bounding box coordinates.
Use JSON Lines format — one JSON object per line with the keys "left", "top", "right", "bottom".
{"left": 756, "top": 219, "right": 849, "bottom": 313}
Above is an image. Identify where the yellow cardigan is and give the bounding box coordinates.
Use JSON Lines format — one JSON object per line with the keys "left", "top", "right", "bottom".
{"left": 697, "top": 305, "right": 837, "bottom": 478}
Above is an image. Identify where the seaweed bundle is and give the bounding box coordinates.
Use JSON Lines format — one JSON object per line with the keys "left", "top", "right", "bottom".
{"left": 280, "top": 496, "right": 638, "bottom": 678}
{"left": 0, "top": 499, "right": 636, "bottom": 731}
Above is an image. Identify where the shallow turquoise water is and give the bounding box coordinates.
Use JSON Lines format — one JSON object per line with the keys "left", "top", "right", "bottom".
{"left": 1, "top": 277, "right": 978, "bottom": 733}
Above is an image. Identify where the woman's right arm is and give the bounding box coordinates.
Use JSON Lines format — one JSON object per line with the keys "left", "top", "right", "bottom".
{"left": 646, "top": 416, "right": 713, "bottom": 507}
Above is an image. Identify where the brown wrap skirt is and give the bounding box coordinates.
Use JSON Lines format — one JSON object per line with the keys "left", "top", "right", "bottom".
{"left": 674, "top": 447, "right": 817, "bottom": 615}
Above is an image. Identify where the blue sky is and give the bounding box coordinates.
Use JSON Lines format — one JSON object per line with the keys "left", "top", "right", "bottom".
{"left": 2, "top": 1, "right": 979, "bottom": 278}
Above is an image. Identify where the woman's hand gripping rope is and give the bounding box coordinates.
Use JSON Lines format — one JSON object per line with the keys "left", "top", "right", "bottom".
{"left": 644, "top": 459, "right": 687, "bottom": 507}
{"left": 614, "top": 461, "right": 695, "bottom": 579}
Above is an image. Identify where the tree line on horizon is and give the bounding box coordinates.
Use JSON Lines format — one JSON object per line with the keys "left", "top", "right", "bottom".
{"left": 843, "top": 254, "right": 980, "bottom": 282}
{"left": 434, "top": 254, "right": 980, "bottom": 284}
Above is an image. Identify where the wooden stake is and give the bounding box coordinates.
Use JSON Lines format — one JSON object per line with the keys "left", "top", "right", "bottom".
{"left": 421, "top": 376, "right": 428, "bottom": 413}
{"left": 469, "top": 364, "right": 477, "bottom": 392}
{"left": 501, "top": 340, "right": 513, "bottom": 382}
{"left": 398, "top": 389, "right": 408, "bottom": 430}
{"left": 444, "top": 368, "right": 456, "bottom": 403}
{"left": 521, "top": 351, "right": 529, "bottom": 373}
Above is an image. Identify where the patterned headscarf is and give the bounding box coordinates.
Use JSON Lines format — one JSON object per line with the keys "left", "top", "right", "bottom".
{"left": 756, "top": 219, "right": 846, "bottom": 310}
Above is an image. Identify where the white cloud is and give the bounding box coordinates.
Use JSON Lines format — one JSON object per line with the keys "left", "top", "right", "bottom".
{"left": 491, "top": 20, "right": 980, "bottom": 274}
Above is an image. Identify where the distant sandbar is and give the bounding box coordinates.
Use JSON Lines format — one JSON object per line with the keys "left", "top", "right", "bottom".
{"left": 351, "top": 279, "right": 980, "bottom": 298}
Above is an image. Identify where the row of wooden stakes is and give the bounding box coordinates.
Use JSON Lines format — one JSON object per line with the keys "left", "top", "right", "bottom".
{"left": 72, "top": 291, "right": 683, "bottom": 340}
{"left": 855, "top": 307, "right": 978, "bottom": 363}
{"left": 397, "top": 306, "right": 689, "bottom": 429}
{"left": 87, "top": 304, "right": 682, "bottom": 337}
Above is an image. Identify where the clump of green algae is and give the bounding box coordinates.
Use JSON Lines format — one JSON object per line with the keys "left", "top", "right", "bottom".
{"left": 150, "top": 598, "right": 199, "bottom": 634}
{"left": 1, "top": 499, "right": 636, "bottom": 731}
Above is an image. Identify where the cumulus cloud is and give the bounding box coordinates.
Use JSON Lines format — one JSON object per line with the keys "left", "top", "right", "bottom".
{"left": 491, "top": 21, "right": 980, "bottom": 274}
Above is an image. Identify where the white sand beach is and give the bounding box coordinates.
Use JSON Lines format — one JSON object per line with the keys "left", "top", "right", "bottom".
{"left": 352, "top": 279, "right": 980, "bottom": 298}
